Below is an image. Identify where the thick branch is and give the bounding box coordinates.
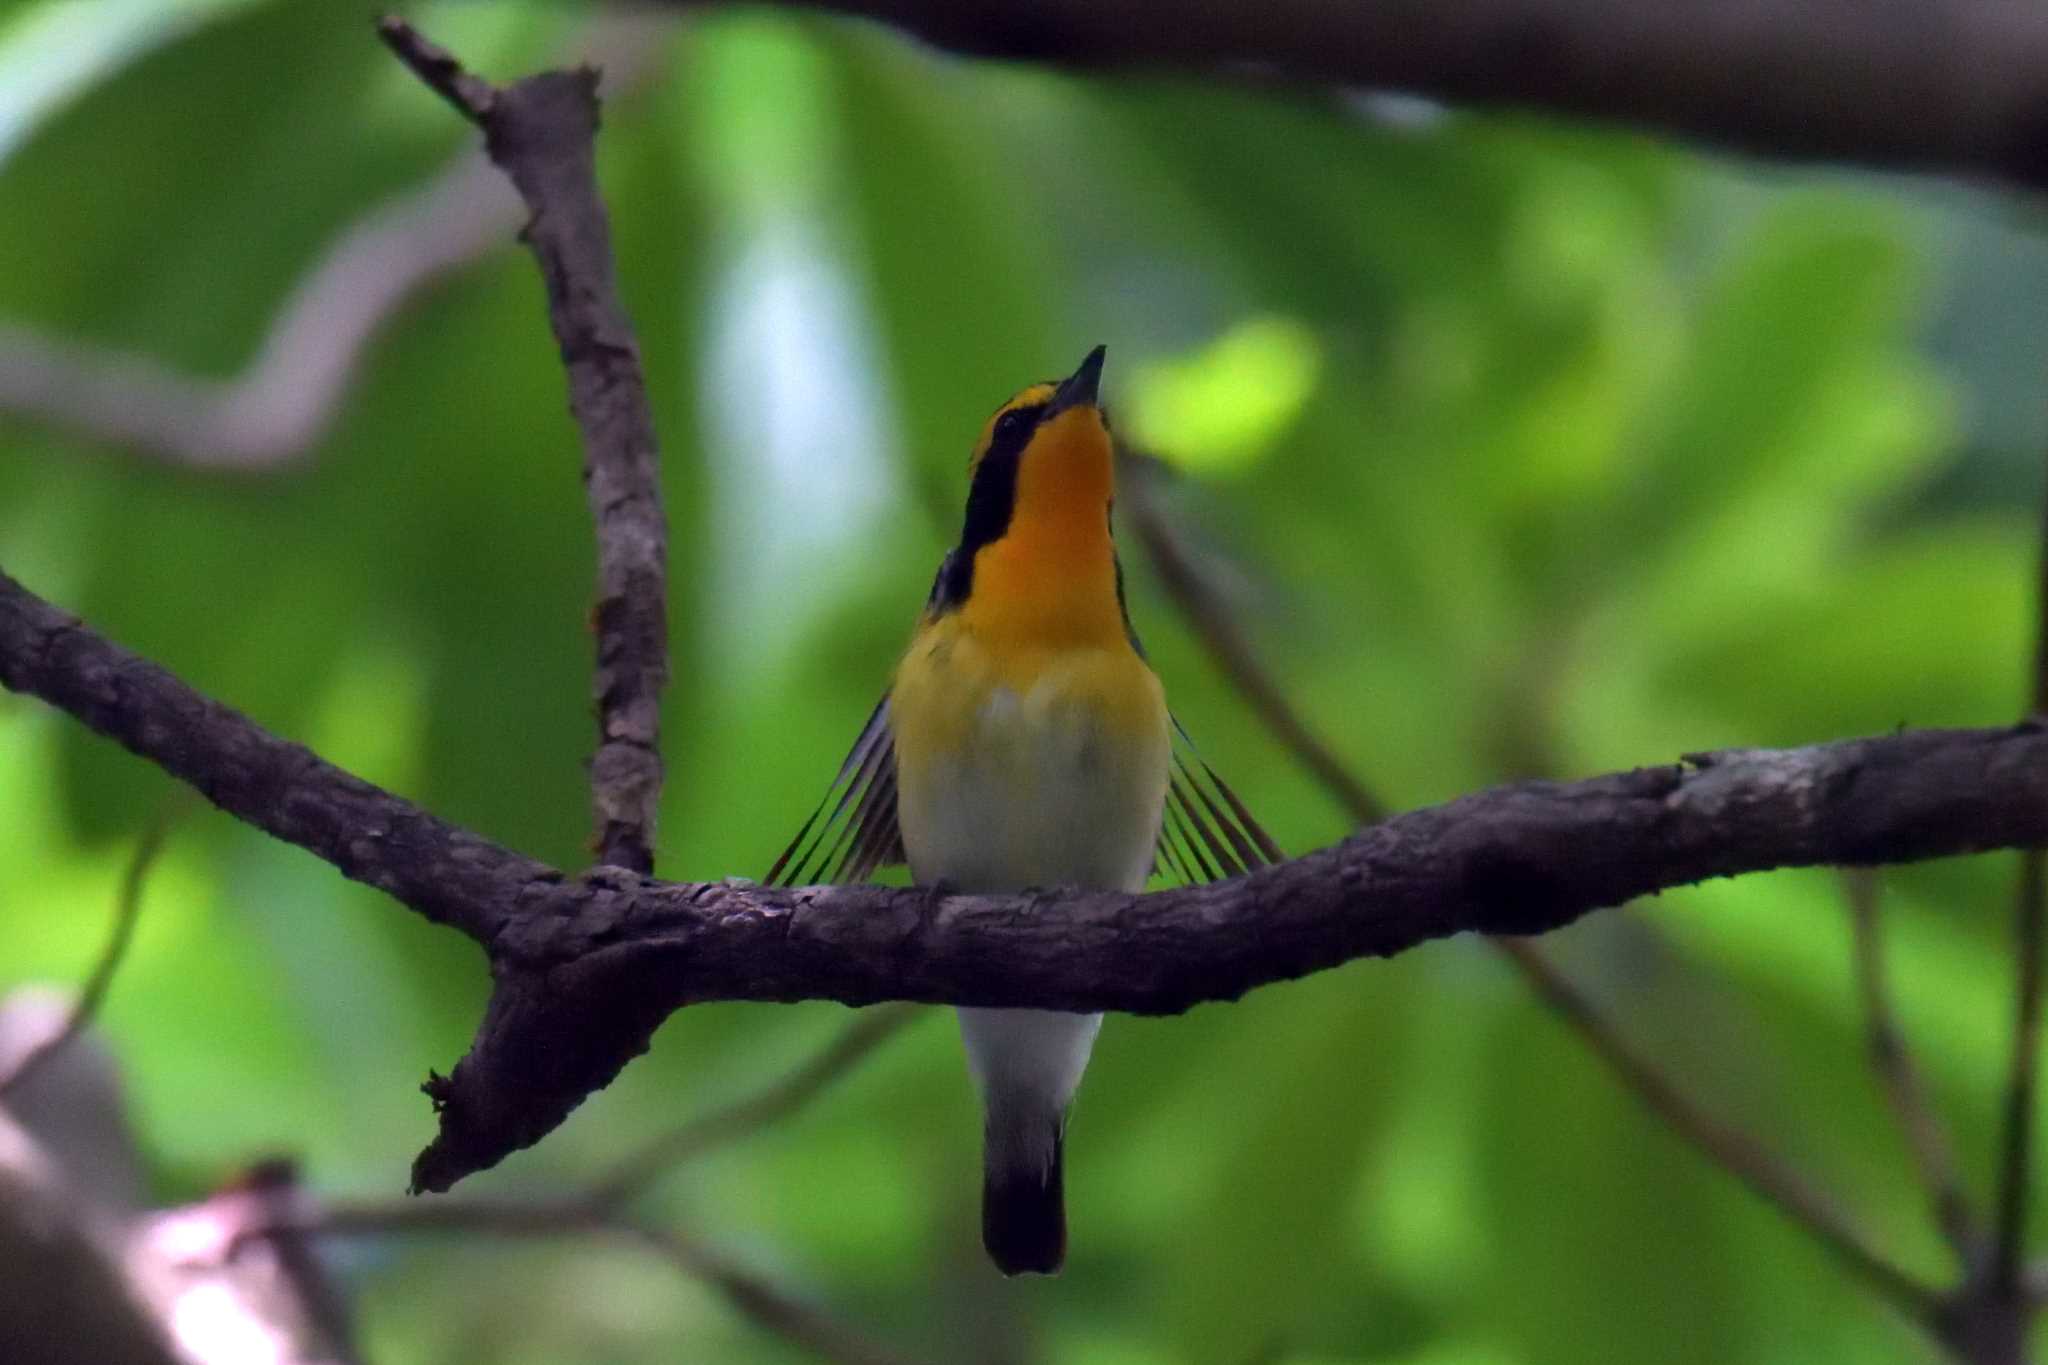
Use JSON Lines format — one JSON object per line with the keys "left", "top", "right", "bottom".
{"left": 0, "top": 569, "right": 548, "bottom": 945}
{"left": 379, "top": 17, "right": 669, "bottom": 874}
{"left": 5, "top": 567, "right": 2048, "bottom": 1188}
{"left": 764, "top": 0, "right": 2048, "bottom": 189}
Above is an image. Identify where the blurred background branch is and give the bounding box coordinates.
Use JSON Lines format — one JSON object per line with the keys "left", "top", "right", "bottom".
{"left": 589, "top": 1003, "right": 919, "bottom": 1211}
{"left": 1963, "top": 429, "right": 2048, "bottom": 1358}
{"left": 1123, "top": 458, "right": 1944, "bottom": 1323}
{"left": 0, "top": 807, "right": 177, "bottom": 1101}
{"left": 0, "top": 147, "right": 516, "bottom": 470}
{"left": 760, "top": 0, "right": 2048, "bottom": 188}
{"left": 2, "top": 1, "right": 2046, "bottom": 1361}
{"left": 0, "top": 1108, "right": 181, "bottom": 1365}
{"left": 1842, "top": 869, "right": 1979, "bottom": 1266}
{"left": 0, "top": 849, "right": 921, "bottom": 1365}
{"left": 0, "top": 849, "right": 364, "bottom": 1365}
{"left": 0, "top": 13, "right": 667, "bottom": 473}
{"left": 296, "top": 1194, "right": 927, "bottom": 1365}
{"left": 6, "top": 0, "right": 2048, "bottom": 474}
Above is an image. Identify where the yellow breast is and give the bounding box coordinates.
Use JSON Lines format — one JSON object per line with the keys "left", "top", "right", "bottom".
{"left": 891, "top": 616, "right": 1170, "bottom": 893}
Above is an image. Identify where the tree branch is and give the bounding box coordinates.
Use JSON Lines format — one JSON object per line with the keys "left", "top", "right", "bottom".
{"left": 1843, "top": 869, "right": 1980, "bottom": 1268}
{"left": 1990, "top": 418, "right": 2048, "bottom": 1293}
{"left": 1122, "top": 462, "right": 1938, "bottom": 1315}
{"left": 298, "top": 1196, "right": 929, "bottom": 1365}
{"left": 0, "top": 150, "right": 516, "bottom": 469}
{"left": 590, "top": 1004, "right": 920, "bottom": 1211}
{"left": 759, "top": 0, "right": 2048, "bottom": 189}
{"left": 1503, "top": 926, "right": 1942, "bottom": 1315}
{"left": 4, "top": 566, "right": 2046, "bottom": 1190}
{"left": 1120, "top": 457, "right": 1385, "bottom": 825}
{"left": 1996, "top": 847, "right": 2045, "bottom": 1289}
{"left": 0, "top": 13, "right": 667, "bottom": 478}
{"left": 0, "top": 15, "right": 670, "bottom": 474}
{"left": 378, "top": 16, "right": 670, "bottom": 875}
{"left": 133, "top": 1161, "right": 364, "bottom": 1365}
{"left": 0, "top": 1113, "right": 180, "bottom": 1365}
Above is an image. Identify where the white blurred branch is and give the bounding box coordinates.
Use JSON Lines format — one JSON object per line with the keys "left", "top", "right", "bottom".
{"left": 0, "top": 1110, "right": 177, "bottom": 1365}
{"left": 0, "top": 149, "right": 518, "bottom": 469}
{"left": 0, "top": 14, "right": 670, "bottom": 471}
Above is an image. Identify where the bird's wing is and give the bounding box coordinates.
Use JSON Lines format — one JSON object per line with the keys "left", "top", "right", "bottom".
{"left": 1153, "top": 717, "right": 1284, "bottom": 885}
{"left": 766, "top": 693, "right": 907, "bottom": 886}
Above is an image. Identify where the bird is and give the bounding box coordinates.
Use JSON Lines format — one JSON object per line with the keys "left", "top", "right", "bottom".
{"left": 769, "top": 345, "right": 1279, "bottom": 1276}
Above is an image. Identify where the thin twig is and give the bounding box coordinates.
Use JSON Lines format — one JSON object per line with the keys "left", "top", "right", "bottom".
{"left": 1991, "top": 433, "right": 2048, "bottom": 1291}
{"left": 592, "top": 1005, "right": 920, "bottom": 1211}
{"left": 1997, "top": 843, "right": 2045, "bottom": 1286}
{"left": 379, "top": 14, "right": 670, "bottom": 875}
{"left": 1495, "top": 932, "right": 1936, "bottom": 1317}
{"left": 1843, "top": 869, "right": 1980, "bottom": 1267}
{"left": 626, "top": 1221, "right": 926, "bottom": 1365}
{"left": 303, "top": 1196, "right": 929, "bottom": 1365}
{"left": 1122, "top": 464, "right": 1940, "bottom": 1319}
{"left": 0, "top": 808, "right": 179, "bottom": 1101}
{"left": 374, "top": 19, "right": 498, "bottom": 120}
{"left": 1121, "top": 454, "right": 1384, "bottom": 825}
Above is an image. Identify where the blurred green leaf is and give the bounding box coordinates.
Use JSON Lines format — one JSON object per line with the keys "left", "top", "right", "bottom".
{"left": 0, "top": 6, "right": 2035, "bottom": 1363}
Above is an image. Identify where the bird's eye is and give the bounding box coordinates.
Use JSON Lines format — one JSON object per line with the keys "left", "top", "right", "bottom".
{"left": 995, "top": 408, "right": 1033, "bottom": 443}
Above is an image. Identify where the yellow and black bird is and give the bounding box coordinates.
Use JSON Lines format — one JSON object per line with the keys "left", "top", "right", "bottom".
{"left": 771, "top": 345, "right": 1279, "bottom": 1275}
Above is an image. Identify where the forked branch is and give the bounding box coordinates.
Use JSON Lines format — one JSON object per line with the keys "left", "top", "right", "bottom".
{"left": 4, "top": 566, "right": 2047, "bottom": 1188}
{"left": 378, "top": 16, "right": 669, "bottom": 875}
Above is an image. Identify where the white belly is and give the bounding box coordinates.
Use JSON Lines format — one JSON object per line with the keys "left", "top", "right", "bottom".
{"left": 898, "top": 676, "right": 1165, "bottom": 896}
{"left": 896, "top": 664, "right": 1167, "bottom": 1122}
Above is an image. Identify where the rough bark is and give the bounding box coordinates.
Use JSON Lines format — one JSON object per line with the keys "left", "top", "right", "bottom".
{"left": 378, "top": 17, "right": 669, "bottom": 875}
{"left": 4, "top": 567, "right": 2045, "bottom": 1186}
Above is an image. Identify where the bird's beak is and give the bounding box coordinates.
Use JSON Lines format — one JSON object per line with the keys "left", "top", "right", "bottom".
{"left": 1047, "top": 345, "right": 1106, "bottom": 416}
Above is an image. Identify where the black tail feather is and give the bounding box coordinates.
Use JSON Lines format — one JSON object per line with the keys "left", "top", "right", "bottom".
{"left": 982, "top": 1129, "right": 1065, "bottom": 1276}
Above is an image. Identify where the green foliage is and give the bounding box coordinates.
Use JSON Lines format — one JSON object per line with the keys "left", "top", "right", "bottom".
{"left": 0, "top": 2, "right": 2033, "bottom": 1362}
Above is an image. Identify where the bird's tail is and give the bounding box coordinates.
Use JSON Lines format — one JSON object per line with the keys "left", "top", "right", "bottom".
{"left": 958, "top": 1006, "right": 1100, "bottom": 1276}
{"left": 982, "top": 1117, "right": 1065, "bottom": 1276}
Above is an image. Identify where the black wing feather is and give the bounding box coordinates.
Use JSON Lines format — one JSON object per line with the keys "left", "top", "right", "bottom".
{"left": 773, "top": 701, "right": 1273, "bottom": 890}
{"left": 1152, "top": 717, "right": 1282, "bottom": 885}
{"left": 767, "top": 695, "right": 907, "bottom": 886}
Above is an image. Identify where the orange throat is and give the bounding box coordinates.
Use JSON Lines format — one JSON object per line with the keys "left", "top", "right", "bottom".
{"left": 960, "top": 410, "right": 1125, "bottom": 650}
